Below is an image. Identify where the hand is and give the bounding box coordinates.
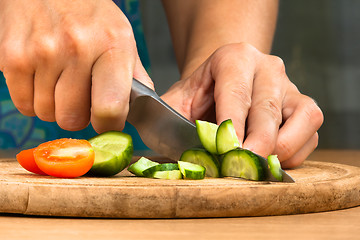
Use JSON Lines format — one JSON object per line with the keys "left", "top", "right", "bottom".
{"left": 0, "top": 0, "right": 153, "bottom": 133}
{"left": 161, "top": 43, "right": 323, "bottom": 168}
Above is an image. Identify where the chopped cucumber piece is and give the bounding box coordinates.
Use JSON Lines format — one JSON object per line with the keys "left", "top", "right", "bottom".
{"left": 88, "top": 131, "right": 133, "bottom": 176}
{"left": 221, "top": 149, "right": 265, "bottom": 181}
{"left": 267, "top": 155, "right": 283, "bottom": 181}
{"left": 128, "top": 157, "right": 159, "bottom": 177}
{"left": 178, "top": 161, "right": 205, "bottom": 180}
{"left": 179, "top": 148, "right": 220, "bottom": 177}
{"left": 216, "top": 119, "right": 241, "bottom": 154}
{"left": 153, "top": 170, "right": 182, "bottom": 180}
{"left": 195, "top": 120, "right": 219, "bottom": 154}
{"left": 142, "top": 163, "right": 179, "bottom": 178}
{"left": 88, "top": 148, "right": 119, "bottom": 176}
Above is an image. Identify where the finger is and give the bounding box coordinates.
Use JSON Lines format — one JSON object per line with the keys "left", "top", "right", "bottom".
{"left": 33, "top": 45, "right": 63, "bottom": 122}
{"left": 91, "top": 48, "right": 135, "bottom": 133}
{"left": 242, "top": 57, "right": 286, "bottom": 157}
{"left": 4, "top": 70, "right": 35, "bottom": 116}
{"left": 280, "top": 132, "right": 319, "bottom": 169}
{"left": 0, "top": 37, "right": 35, "bottom": 116}
{"left": 274, "top": 95, "right": 324, "bottom": 161}
{"left": 54, "top": 61, "right": 92, "bottom": 131}
{"left": 211, "top": 44, "right": 257, "bottom": 143}
{"left": 33, "top": 67, "right": 59, "bottom": 122}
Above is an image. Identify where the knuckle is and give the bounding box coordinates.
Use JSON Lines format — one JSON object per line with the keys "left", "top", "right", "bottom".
{"left": 267, "top": 55, "right": 286, "bottom": 72}
{"left": 256, "top": 98, "right": 282, "bottom": 124}
{"left": 213, "top": 42, "right": 257, "bottom": 65}
{"left": 0, "top": 41, "right": 31, "bottom": 72}
{"left": 62, "top": 28, "right": 89, "bottom": 57}
{"left": 222, "top": 82, "right": 252, "bottom": 110}
{"left": 32, "top": 36, "right": 58, "bottom": 61}
{"left": 302, "top": 97, "right": 324, "bottom": 128}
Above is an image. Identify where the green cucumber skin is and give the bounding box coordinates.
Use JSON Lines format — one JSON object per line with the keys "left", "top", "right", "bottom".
{"left": 216, "top": 119, "right": 241, "bottom": 155}
{"left": 88, "top": 131, "right": 133, "bottom": 177}
{"left": 179, "top": 148, "right": 220, "bottom": 178}
{"left": 267, "top": 155, "right": 283, "bottom": 181}
{"left": 142, "top": 163, "right": 179, "bottom": 177}
{"left": 220, "top": 149, "right": 265, "bottom": 181}
{"left": 128, "top": 157, "right": 159, "bottom": 177}
{"left": 182, "top": 168, "right": 205, "bottom": 180}
{"left": 178, "top": 161, "right": 206, "bottom": 180}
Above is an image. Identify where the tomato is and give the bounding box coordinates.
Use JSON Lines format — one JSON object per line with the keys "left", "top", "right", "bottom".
{"left": 16, "top": 148, "right": 47, "bottom": 175}
{"left": 33, "top": 138, "right": 95, "bottom": 178}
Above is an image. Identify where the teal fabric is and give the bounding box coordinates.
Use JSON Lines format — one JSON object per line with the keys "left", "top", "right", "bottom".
{"left": 0, "top": 0, "right": 149, "bottom": 150}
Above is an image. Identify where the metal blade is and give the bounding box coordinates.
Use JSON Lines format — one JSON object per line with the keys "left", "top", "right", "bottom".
{"left": 252, "top": 151, "right": 295, "bottom": 183}
{"left": 127, "top": 79, "right": 202, "bottom": 161}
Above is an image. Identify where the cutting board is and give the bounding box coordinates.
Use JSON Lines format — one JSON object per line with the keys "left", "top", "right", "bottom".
{"left": 1, "top": 157, "right": 360, "bottom": 218}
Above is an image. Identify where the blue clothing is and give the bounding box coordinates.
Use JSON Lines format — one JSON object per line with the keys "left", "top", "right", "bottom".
{"left": 0, "top": 0, "right": 149, "bottom": 150}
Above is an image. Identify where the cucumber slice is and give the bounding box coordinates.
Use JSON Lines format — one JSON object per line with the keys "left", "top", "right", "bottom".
{"left": 178, "top": 161, "right": 206, "bottom": 180}
{"left": 221, "top": 149, "right": 265, "bottom": 181}
{"left": 142, "top": 163, "right": 179, "bottom": 178}
{"left": 153, "top": 170, "right": 182, "bottom": 180}
{"left": 88, "top": 148, "right": 119, "bottom": 176}
{"left": 195, "top": 120, "right": 219, "bottom": 154}
{"left": 267, "top": 155, "right": 283, "bottom": 181}
{"left": 179, "top": 148, "right": 220, "bottom": 177}
{"left": 88, "top": 131, "right": 133, "bottom": 176}
{"left": 216, "top": 119, "right": 241, "bottom": 154}
{"left": 127, "top": 157, "right": 159, "bottom": 177}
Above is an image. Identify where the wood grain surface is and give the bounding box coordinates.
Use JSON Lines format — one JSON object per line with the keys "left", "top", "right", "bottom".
{"left": 1, "top": 154, "right": 360, "bottom": 218}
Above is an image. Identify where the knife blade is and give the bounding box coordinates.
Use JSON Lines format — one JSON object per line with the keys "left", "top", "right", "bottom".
{"left": 251, "top": 151, "right": 295, "bottom": 183}
{"left": 127, "top": 79, "right": 202, "bottom": 161}
{"left": 127, "top": 79, "right": 294, "bottom": 183}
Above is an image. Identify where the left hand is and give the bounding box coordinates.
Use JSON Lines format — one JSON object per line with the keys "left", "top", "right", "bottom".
{"left": 161, "top": 43, "right": 323, "bottom": 168}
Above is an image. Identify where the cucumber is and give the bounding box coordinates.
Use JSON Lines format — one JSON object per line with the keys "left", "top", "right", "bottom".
{"left": 179, "top": 148, "right": 220, "bottom": 177}
{"left": 216, "top": 119, "right": 241, "bottom": 154}
{"left": 221, "top": 149, "right": 265, "bottom": 181}
{"left": 153, "top": 170, "right": 182, "bottom": 180}
{"left": 195, "top": 120, "right": 219, "bottom": 154}
{"left": 88, "top": 131, "right": 133, "bottom": 176}
{"left": 267, "top": 155, "right": 283, "bottom": 181}
{"left": 178, "top": 161, "right": 206, "bottom": 180}
{"left": 128, "top": 157, "right": 159, "bottom": 177}
{"left": 142, "top": 163, "right": 179, "bottom": 178}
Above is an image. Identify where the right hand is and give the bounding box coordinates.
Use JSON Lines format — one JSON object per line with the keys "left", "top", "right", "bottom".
{"left": 0, "top": 0, "right": 153, "bottom": 133}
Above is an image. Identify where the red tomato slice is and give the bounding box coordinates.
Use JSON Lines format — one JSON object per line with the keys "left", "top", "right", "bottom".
{"left": 16, "top": 148, "right": 47, "bottom": 175}
{"left": 33, "top": 138, "right": 95, "bottom": 178}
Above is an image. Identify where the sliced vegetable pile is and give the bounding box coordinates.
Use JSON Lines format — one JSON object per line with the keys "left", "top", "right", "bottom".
{"left": 128, "top": 157, "right": 206, "bottom": 180}
{"left": 16, "top": 119, "right": 284, "bottom": 182}
{"left": 128, "top": 119, "right": 284, "bottom": 181}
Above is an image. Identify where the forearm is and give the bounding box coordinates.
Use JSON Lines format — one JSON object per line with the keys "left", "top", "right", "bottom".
{"left": 162, "top": 0, "right": 278, "bottom": 79}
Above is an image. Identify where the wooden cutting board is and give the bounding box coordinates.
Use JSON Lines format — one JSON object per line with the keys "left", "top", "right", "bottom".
{"left": 1, "top": 157, "right": 360, "bottom": 218}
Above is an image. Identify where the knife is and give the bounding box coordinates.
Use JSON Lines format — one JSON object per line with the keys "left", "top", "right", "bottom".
{"left": 127, "top": 79, "right": 295, "bottom": 183}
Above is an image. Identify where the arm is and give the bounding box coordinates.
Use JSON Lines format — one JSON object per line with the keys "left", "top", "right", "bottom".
{"left": 162, "top": 0, "right": 278, "bottom": 78}
{"left": 161, "top": 0, "right": 323, "bottom": 168}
